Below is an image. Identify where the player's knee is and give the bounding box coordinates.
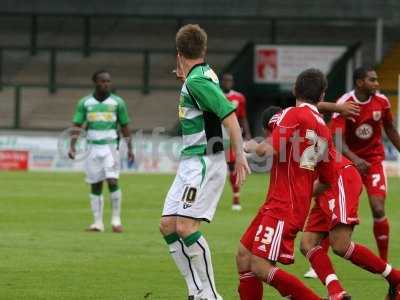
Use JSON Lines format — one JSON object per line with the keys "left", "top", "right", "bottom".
{"left": 300, "top": 239, "right": 313, "bottom": 257}
{"left": 159, "top": 218, "right": 175, "bottom": 236}
{"left": 250, "top": 255, "right": 271, "bottom": 280}
{"left": 330, "top": 239, "right": 350, "bottom": 257}
{"left": 370, "top": 196, "right": 385, "bottom": 218}
{"left": 236, "top": 245, "right": 252, "bottom": 271}
{"left": 107, "top": 179, "right": 118, "bottom": 191}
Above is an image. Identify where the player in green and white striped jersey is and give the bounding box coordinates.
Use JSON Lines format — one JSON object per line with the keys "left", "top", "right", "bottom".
{"left": 69, "top": 70, "right": 134, "bottom": 233}
{"left": 160, "top": 24, "right": 250, "bottom": 300}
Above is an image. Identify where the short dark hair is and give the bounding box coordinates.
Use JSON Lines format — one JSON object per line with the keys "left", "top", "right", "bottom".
{"left": 261, "top": 106, "right": 282, "bottom": 130}
{"left": 353, "top": 66, "right": 375, "bottom": 85}
{"left": 294, "top": 68, "right": 327, "bottom": 104}
{"left": 176, "top": 24, "right": 207, "bottom": 59}
{"left": 92, "top": 69, "right": 109, "bottom": 82}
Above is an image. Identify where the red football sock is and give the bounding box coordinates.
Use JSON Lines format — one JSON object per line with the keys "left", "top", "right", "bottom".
{"left": 321, "top": 236, "right": 330, "bottom": 253}
{"left": 229, "top": 171, "right": 240, "bottom": 205}
{"left": 238, "top": 271, "right": 263, "bottom": 300}
{"left": 373, "top": 217, "right": 390, "bottom": 261}
{"left": 266, "top": 267, "right": 321, "bottom": 300}
{"left": 307, "top": 246, "right": 344, "bottom": 296}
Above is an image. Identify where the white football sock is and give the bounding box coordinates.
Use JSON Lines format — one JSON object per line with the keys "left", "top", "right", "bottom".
{"left": 89, "top": 194, "right": 103, "bottom": 226}
{"left": 186, "top": 235, "right": 220, "bottom": 299}
{"left": 168, "top": 238, "right": 202, "bottom": 295}
{"left": 110, "top": 189, "right": 122, "bottom": 226}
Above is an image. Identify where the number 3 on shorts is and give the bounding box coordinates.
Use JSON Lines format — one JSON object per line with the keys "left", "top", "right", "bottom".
{"left": 255, "top": 225, "right": 275, "bottom": 245}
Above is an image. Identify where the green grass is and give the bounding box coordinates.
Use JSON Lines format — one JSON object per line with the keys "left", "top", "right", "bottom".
{"left": 0, "top": 172, "right": 399, "bottom": 299}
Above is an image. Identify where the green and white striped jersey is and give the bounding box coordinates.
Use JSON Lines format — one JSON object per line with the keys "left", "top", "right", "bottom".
{"left": 72, "top": 93, "right": 130, "bottom": 145}
{"left": 179, "top": 63, "right": 236, "bottom": 156}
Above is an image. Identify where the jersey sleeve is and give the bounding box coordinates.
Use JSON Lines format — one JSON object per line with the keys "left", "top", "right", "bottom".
{"left": 72, "top": 99, "right": 86, "bottom": 125}
{"left": 117, "top": 98, "right": 130, "bottom": 126}
{"left": 381, "top": 97, "right": 394, "bottom": 125}
{"left": 271, "top": 108, "right": 299, "bottom": 153}
{"left": 187, "top": 76, "right": 236, "bottom": 120}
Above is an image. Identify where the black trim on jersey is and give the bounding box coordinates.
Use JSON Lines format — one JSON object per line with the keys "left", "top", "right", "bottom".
{"left": 187, "top": 62, "right": 207, "bottom": 77}
{"left": 196, "top": 240, "right": 218, "bottom": 299}
{"left": 203, "top": 111, "right": 224, "bottom": 154}
{"left": 186, "top": 82, "right": 224, "bottom": 155}
{"left": 178, "top": 239, "right": 201, "bottom": 291}
{"left": 220, "top": 109, "right": 236, "bottom": 121}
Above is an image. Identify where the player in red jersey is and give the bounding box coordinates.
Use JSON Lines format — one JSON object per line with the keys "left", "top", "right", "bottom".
{"left": 300, "top": 125, "right": 400, "bottom": 299}
{"left": 236, "top": 68, "right": 331, "bottom": 300}
{"left": 221, "top": 73, "right": 252, "bottom": 211}
{"left": 330, "top": 66, "right": 400, "bottom": 262}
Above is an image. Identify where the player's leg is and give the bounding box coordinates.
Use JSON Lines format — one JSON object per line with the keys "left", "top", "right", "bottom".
{"left": 227, "top": 149, "right": 241, "bottom": 210}
{"left": 364, "top": 162, "right": 389, "bottom": 261}
{"left": 304, "top": 237, "right": 329, "bottom": 279}
{"left": 236, "top": 211, "right": 264, "bottom": 300}
{"left": 106, "top": 178, "right": 123, "bottom": 232}
{"left": 176, "top": 217, "right": 222, "bottom": 300}
{"left": 330, "top": 224, "right": 400, "bottom": 297}
{"left": 160, "top": 216, "right": 202, "bottom": 298}
{"left": 85, "top": 150, "right": 105, "bottom": 232}
{"left": 301, "top": 231, "right": 347, "bottom": 299}
{"left": 174, "top": 153, "right": 227, "bottom": 299}
{"left": 88, "top": 181, "right": 104, "bottom": 231}
{"left": 104, "top": 147, "right": 123, "bottom": 232}
{"left": 250, "top": 255, "right": 321, "bottom": 300}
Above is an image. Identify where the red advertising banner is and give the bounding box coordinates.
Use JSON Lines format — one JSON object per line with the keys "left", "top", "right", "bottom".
{"left": 0, "top": 150, "right": 29, "bottom": 170}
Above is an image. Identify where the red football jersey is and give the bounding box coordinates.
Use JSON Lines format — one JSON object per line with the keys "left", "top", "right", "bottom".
{"left": 225, "top": 90, "right": 247, "bottom": 119}
{"left": 330, "top": 91, "right": 393, "bottom": 163}
{"left": 264, "top": 103, "right": 330, "bottom": 229}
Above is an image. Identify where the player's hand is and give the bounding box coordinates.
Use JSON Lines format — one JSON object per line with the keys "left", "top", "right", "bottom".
{"left": 68, "top": 147, "right": 76, "bottom": 160}
{"left": 235, "top": 153, "right": 251, "bottom": 186}
{"left": 354, "top": 158, "right": 371, "bottom": 174}
{"left": 338, "top": 101, "right": 360, "bottom": 118}
{"left": 243, "top": 139, "right": 259, "bottom": 153}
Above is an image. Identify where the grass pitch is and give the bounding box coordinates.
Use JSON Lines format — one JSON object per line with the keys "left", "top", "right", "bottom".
{"left": 0, "top": 171, "right": 399, "bottom": 299}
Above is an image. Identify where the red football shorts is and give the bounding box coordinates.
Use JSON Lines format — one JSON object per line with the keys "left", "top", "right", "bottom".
{"left": 362, "top": 161, "right": 387, "bottom": 198}
{"left": 240, "top": 208, "right": 298, "bottom": 265}
{"left": 304, "top": 165, "right": 362, "bottom": 233}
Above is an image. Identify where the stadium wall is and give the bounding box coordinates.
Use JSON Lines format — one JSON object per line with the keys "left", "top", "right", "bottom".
{"left": 0, "top": 0, "right": 399, "bottom": 22}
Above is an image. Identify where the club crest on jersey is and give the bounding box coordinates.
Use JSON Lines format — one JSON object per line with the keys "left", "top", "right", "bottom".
{"left": 355, "top": 123, "right": 373, "bottom": 140}
{"left": 373, "top": 110, "right": 382, "bottom": 121}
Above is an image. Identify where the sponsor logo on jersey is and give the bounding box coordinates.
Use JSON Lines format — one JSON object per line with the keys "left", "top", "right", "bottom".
{"left": 373, "top": 110, "right": 382, "bottom": 121}
{"left": 355, "top": 123, "right": 373, "bottom": 139}
{"left": 204, "top": 69, "right": 219, "bottom": 83}
{"left": 87, "top": 112, "right": 116, "bottom": 122}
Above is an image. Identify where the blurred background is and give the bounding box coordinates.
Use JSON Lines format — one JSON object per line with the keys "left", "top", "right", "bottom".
{"left": 0, "top": 0, "right": 398, "bottom": 173}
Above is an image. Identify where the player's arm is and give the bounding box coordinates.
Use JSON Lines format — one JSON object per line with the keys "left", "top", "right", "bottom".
{"left": 383, "top": 111, "right": 400, "bottom": 152}
{"left": 244, "top": 139, "right": 274, "bottom": 157}
{"left": 118, "top": 99, "right": 134, "bottom": 163}
{"left": 331, "top": 116, "right": 371, "bottom": 174}
{"left": 222, "top": 114, "right": 251, "bottom": 185}
{"left": 69, "top": 99, "right": 87, "bottom": 159}
{"left": 317, "top": 101, "right": 360, "bottom": 117}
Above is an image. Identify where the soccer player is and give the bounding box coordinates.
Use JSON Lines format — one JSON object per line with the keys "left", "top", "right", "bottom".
{"left": 68, "top": 70, "right": 134, "bottom": 233}
{"left": 159, "top": 24, "right": 250, "bottom": 300}
{"left": 221, "top": 73, "right": 251, "bottom": 211}
{"left": 236, "top": 68, "right": 331, "bottom": 300}
{"left": 331, "top": 66, "right": 400, "bottom": 261}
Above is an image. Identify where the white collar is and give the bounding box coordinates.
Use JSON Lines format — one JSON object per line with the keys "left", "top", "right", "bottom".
{"left": 350, "top": 90, "right": 372, "bottom": 105}
{"left": 298, "top": 102, "right": 319, "bottom": 113}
